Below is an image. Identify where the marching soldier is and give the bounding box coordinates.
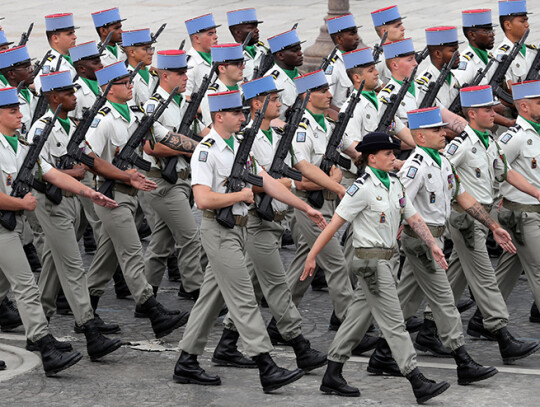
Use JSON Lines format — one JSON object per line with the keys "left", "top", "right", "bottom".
{"left": 174, "top": 90, "right": 326, "bottom": 392}
{"left": 185, "top": 13, "right": 219, "bottom": 95}
{"left": 267, "top": 28, "right": 304, "bottom": 119}
{"left": 199, "top": 43, "right": 245, "bottom": 127}
{"left": 34, "top": 13, "right": 78, "bottom": 92}
{"left": 443, "top": 85, "right": 540, "bottom": 363}
{"left": 227, "top": 8, "right": 266, "bottom": 82}
{"left": 139, "top": 50, "right": 204, "bottom": 308}
{"left": 84, "top": 62, "right": 189, "bottom": 338}
{"left": 91, "top": 7, "right": 126, "bottom": 66}
{"left": 28, "top": 70, "right": 122, "bottom": 359}
{"left": 122, "top": 29, "right": 158, "bottom": 107}
{"left": 370, "top": 5, "right": 407, "bottom": 85}
{"left": 303, "top": 132, "right": 450, "bottom": 404}
{"left": 325, "top": 14, "right": 360, "bottom": 110}
{"left": 395, "top": 106, "right": 501, "bottom": 383}
{"left": 494, "top": 80, "right": 540, "bottom": 326}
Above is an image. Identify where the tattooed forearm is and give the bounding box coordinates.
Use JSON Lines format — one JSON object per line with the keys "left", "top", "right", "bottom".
{"left": 465, "top": 202, "right": 496, "bottom": 230}
{"left": 445, "top": 117, "right": 467, "bottom": 134}
{"left": 160, "top": 132, "right": 198, "bottom": 153}
{"left": 409, "top": 215, "right": 437, "bottom": 248}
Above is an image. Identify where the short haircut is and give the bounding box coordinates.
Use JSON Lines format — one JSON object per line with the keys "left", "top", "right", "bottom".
{"left": 499, "top": 15, "right": 518, "bottom": 33}
{"left": 345, "top": 66, "right": 365, "bottom": 82}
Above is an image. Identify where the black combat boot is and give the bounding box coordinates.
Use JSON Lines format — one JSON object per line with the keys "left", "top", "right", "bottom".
{"left": 266, "top": 317, "right": 289, "bottom": 346}
{"left": 0, "top": 297, "right": 23, "bottom": 332}
{"left": 173, "top": 351, "right": 221, "bottom": 385}
{"left": 83, "top": 318, "right": 122, "bottom": 361}
{"left": 211, "top": 328, "right": 257, "bottom": 368}
{"left": 135, "top": 286, "right": 181, "bottom": 318}
{"left": 329, "top": 310, "right": 341, "bottom": 331}
{"left": 406, "top": 316, "right": 423, "bottom": 333}
{"left": 289, "top": 334, "right": 327, "bottom": 371}
{"left": 367, "top": 339, "right": 402, "bottom": 376}
{"left": 495, "top": 326, "right": 540, "bottom": 364}
{"left": 83, "top": 225, "right": 96, "bottom": 254}
{"left": 320, "top": 360, "right": 360, "bottom": 397}
{"left": 167, "top": 255, "right": 181, "bottom": 282}
{"left": 281, "top": 228, "right": 294, "bottom": 247}
{"left": 467, "top": 309, "right": 496, "bottom": 340}
{"left": 311, "top": 266, "right": 328, "bottom": 291}
{"left": 75, "top": 296, "right": 121, "bottom": 334}
{"left": 351, "top": 334, "right": 379, "bottom": 356}
{"left": 0, "top": 359, "right": 5, "bottom": 370}
{"left": 177, "top": 283, "right": 200, "bottom": 301}
{"left": 56, "top": 290, "right": 72, "bottom": 315}
{"left": 113, "top": 267, "right": 131, "bottom": 299}
{"left": 414, "top": 319, "right": 452, "bottom": 358}
{"left": 457, "top": 297, "right": 475, "bottom": 313}
{"left": 252, "top": 352, "right": 305, "bottom": 393}
{"left": 530, "top": 302, "right": 540, "bottom": 323}
{"left": 406, "top": 367, "right": 450, "bottom": 404}
{"left": 451, "top": 345, "right": 498, "bottom": 385}
{"left": 26, "top": 336, "right": 73, "bottom": 352}
{"left": 35, "top": 334, "right": 83, "bottom": 376}
{"left": 141, "top": 296, "right": 189, "bottom": 339}
{"left": 23, "top": 243, "right": 41, "bottom": 273}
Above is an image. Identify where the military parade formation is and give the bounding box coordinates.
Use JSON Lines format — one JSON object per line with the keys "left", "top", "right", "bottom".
{"left": 1, "top": 1, "right": 540, "bottom": 404}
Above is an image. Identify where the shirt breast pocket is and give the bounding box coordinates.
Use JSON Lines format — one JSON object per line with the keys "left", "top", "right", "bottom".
{"left": 522, "top": 144, "right": 540, "bottom": 169}
{"left": 49, "top": 141, "right": 67, "bottom": 166}
{"left": 2, "top": 164, "right": 18, "bottom": 190}
{"left": 370, "top": 199, "right": 391, "bottom": 224}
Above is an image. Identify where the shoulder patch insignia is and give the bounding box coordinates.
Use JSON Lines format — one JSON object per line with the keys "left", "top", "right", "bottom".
{"left": 208, "top": 82, "right": 219, "bottom": 91}
{"left": 98, "top": 107, "right": 111, "bottom": 116}
{"left": 499, "top": 44, "right": 510, "bottom": 53}
{"left": 198, "top": 151, "right": 208, "bottom": 162}
{"left": 407, "top": 166, "right": 418, "bottom": 179}
{"left": 271, "top": 70, "right": 280, "bottom": 79}
{"left": 150, "top": 69, "right": 158, "bottom": 77}
{"left": 380, "top": 96, "right": 390, "bottom": 104}
{"left": 381, "top": 84, "right": 395, "bottom": 93}
{"left": 146, "top": 104, "right": 155, "bottom": 114}
{"left": 201, "top": 138, "right": 215, "bottom": 148}
{"left": 346, "top": 184, "right": 359, "bottom": 196}
{"left": 500, "top": 133, "right": 513, "bottom": 144}
{"left": 90, "top": 118, "right": 101, "bottom": 128}
{"left": 447, "top": 143, "right": 459, "bottom": 155}
{"left": 42, "top": 65, "right": 50, "bottom": 74}
{"left": 458, "top": 61, "right": 467, "bottom": 70}
{"left": 34, "top": 128, "right": 43, "bottom": 136}
{"left": 413, "top": 153, "right": 424, "bottom": 162}
{"left": 296, "top": 132, "right": 306, "bottom": 142}
{"left": 509, "top": 124, "right": 522, "bottom": 133}
{"left": 356, "top": 172, "right": 370, "bottom": 185}
{"left": 324, "top": 65, "right": 333, "bottom": 75}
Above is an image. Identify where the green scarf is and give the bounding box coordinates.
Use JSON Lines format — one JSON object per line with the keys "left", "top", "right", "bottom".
{"left": 471, "top": 127, "right": 490, "bottom": 149}
{"left": 0, "top": 73, "right": 8, "bottom": 86}
{"left": 283, "top": 67, "right": 299, "bottom": 81}
{"left": 197, "top": 51, "right": 212, "bottom": 65}
{"left": 224, "top": 135, "right": 235, "bottom": 152}
{"left": 261, "top": 128, "right": 273, "bottom": 144}
{"left": 446, "top": 73, "right": 452, "bottom": 85}
{"left": 307, "top": 109, "right": 327, "bottom": 132}
{"left": 107, "top": 44, "right": 118, "bottom": 58}
{"left": 173, "top": 93, "right": 182, "bottom": 106}
{"left": 368, "top": 166, "right": 390, "bottom": 190}
{"left": 20, "top": 88, "right": 31, "bottom": 103}
{"left": 110, "top": 101, "right": 131, "bottom": 122}
{"left": 81, "top": 77, "right": 100, "bottom": 96}
{"left": 3, "top": 134, "right": 18, "bottom": 153}
{"left": 138, "top": 66, "right": 150, "bottom": 85}
{"left": 245, "top": 44, "right": 257, "bottom": 59}
{"left": 361, "top": 90, "right": 378, "bottom": 109}
{"left": 520, "top": 43, "right": 526, "bottom": 57}
{"left": 63, "top": 54, "right": 74, "bottom": 66}
{"left": 471, "top": 45, "right": 489, "bottom": 65}
{"left": 419, "top": 146, "right": 441, "bottom": 167}
{"left": 393, "top": 76, "right": 415, "bottom": 97}
{"left": 57, "top": 115, "right": 71, "bottom": 135}
{"left": 522, "top": 116, "right": 540, "bottom": 135}
{"left": 226, "top": 84, "right": 239, "bottom": 91}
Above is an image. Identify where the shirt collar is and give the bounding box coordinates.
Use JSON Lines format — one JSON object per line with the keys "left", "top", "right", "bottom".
{"left": 76, "top": 77, "right": 92, "bottom": 96}
{"left": 465, "top": 124, "right": 492, "bottom": 145}
{"left": 365, "top": 166, "right": 385, "bottom": 188}
{"left": 415, "top": 146, "right": 440, "bottom": 167}
{"left": 517, "top": 115, "right": 539, "bottom": 134}
{"left": 208, "top": 128, "right": 235, "bottom": 152}
{"left": 188, "top": 47, "right": 210, "bottom": 66}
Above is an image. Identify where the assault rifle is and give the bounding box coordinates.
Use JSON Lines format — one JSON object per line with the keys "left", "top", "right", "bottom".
{"left": 18, "top": 22, "right": 33, "bottom": 47}
{"left": 97, "top": 87, "right": 179, "bottom": 199}
{"left": 320, "top": 45, "right": 339, "bottom": 73}
{"left": 215, "top": 96, "right": 269, "bottom": 228}
{"left": 255, "top": 91, "right": 311, "bottom": 221}
{"left": 525, "top": 43, "right": 540, "bottom": 81}
{"left": 419, "top": 50, "right": 459, "bottom": 109}
{"left": 31, "top": 54, "right": 64, "bottom": 126}
{"left": 307, "top": 81, "right": 364, "bottom": 208}
{"left": 151, "top": 24, "right": 166, "bottom": 43}
{"left": 0, "top": 105, "right": 62, "bottom": 230}
{"left": 415, "top": 46, "right": 429, "bottom": 64}
{"left": 372, "top": 31, "right": 388, "bottom": 63}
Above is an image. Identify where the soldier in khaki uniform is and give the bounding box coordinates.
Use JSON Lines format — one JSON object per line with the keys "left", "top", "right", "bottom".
{"left": 226, "top": 8, "right": 267, "bottom": 82}
{"left": 443, "top": 85, "right": 540, "bottom": 363}
{"left": 494, "top": 80, "right": 540, "bottom": 325}
{"left": 304, "top": 132, "right": 449, "bottom": 404}
{"left": 91, "top": 7, "right": 126, "bottom": 67}
{"left": 174, "top": 90, "right": 326, "bottom": 392}
{"left": 139, "top": 50, "right": 204, "bottom": 308}
{"left": 396, "top": 106, "right": 500, "bottom": 384}
{"left": 27, "top": 70, "right": 122, "bottom": 360}
{"left": 85, "top": 62, "right": 189, "bottom": 339}
{"left": 184, "top": 14, "right": 219, "bottom": 96}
